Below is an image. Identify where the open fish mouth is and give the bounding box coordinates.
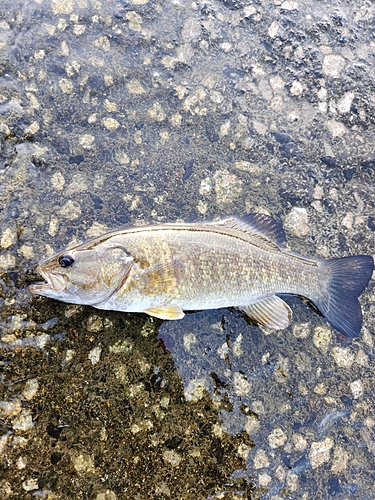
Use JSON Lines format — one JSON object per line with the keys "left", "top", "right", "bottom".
{"left": 28, "top": 267, "right": 66, "bottom": 296}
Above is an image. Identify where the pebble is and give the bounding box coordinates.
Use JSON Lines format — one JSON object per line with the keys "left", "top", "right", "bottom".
{"left": 268, "top": 427, "right": 287, "bottom": 448}
{"left": 213, "top": 170, "right": 243, "bottom": 205}
{"left": 102, "top": 117, "right": 120, "bottom": 130}
{"left": 24, "top": 121, "right": 40, "bottom": 135}
{"left": 104, "top": 99, "right": 117, "bottom": 112}
{"left": 286, "top": 471, "right": 299, "bottom": 492}
{"left": 51, "top": 0, "right": 73, "bottom": 15}
{"left": 268, "top": 21, "right": 279, "bottom": 38}
{"left": 126, "top": 79, "right": 145, "bottom": 95}
{"left": 199, "top": 177, "right": 212, "bottom": 196}
{"left": 292, "top": 433, "right": 307, "bottom": 452}
{"left": 331, "top": 346, "right": 355, "bottom": 368}
{"left": 290, "top": 80, "right": 304, "bottom": 96}
{"left": 51, "top": 171, "right": 65, "bottom": 191}
{"left": 233, "top": 371, "right": 251, "bottom": 396}
{"left": 312, "top": 326, "right": 331, "bottom": 353}
{"left": 17, "top": 456, "right": 27, "bottom": 469}
{"left": 0, "top": 227, "right": 16, "bottom": 249}
{"left": 281, "top": 1, "right": 299, "bottom": 10}
{"left": 341, "top": 212, "right": 353, "bottom": 229}
{"left": 331, "top": 446, "right": 349, "bottom": 473}
{"left": 163, "top": 450, "right": 182, "bottom": 467}
{"left": 19, "top": 244, "right": 34, "bottom": 259}
{"left": 253, "top": 448, "right": 270, "bottom": 469}
{"left": 72, "top": 453, "right": 95, "bottom": 473}
{"left": 126, "top": 11, "right": 142, "bottom": 31}
{"left": 313, "top": 383, "right": 327, "bottom": 395}
{"left": 322, "top": 54, "right": 345, "bottom": 78}
{"left": 258, "top": 472, "right": 272, "bottom": 487}
{"left": 245, "top": 415, "right": 260, "bottom": 435}
{"left": 60, "top": 40, "right": 69, "bottom": 56}
{"left": 22, "top": 379, "right": 39, "bottom": 401}
{"left": 232, "top": 333, "right": 243, "bottom": 357}
{"left": 148, "top": 102, "right": 166, "bottom": 122}
{"left": 79, "top": 134, "right": 95, "bottom": 149}
{"left": 0, "top": 400, "right": 22, "bottom": 417}
{"left": 183, "top": 333, "right": 197, "bottom": 354}
{"left": 337, "top": 92, "right": 354, "bottom": 113}
{"left": 292, "top": 322, "right": 310, "bottom": 339}
{"left": 184, "top": 378, "right": 209, "bottom": 402}
{"left": 58, "top": 200, "right": 81, "bottom": 220}
{"left": 88, "top": 347, "right": 102, "bottom": 365}
{"left": 95, "top": 491, "right": 117, "bottom": 500}
{"left": 284, "top": 207, "right": 309, "bottom": 237}
{"left": 0, "top": 253, "right": 16, "bottom": 270}
{"left": 233, "top": 444, "right": 248, "bottom": 463}
{"left": 86, "top": 315, "right": 104, "bottom": 333}
{"left": 73, "top": 24, "right": 86, "bottom": 36}
{"left": 309, "top": 437, "right": 333, "bottom": 469}
{"left": 326, "top": 119, "right": 346, "bottom": 137}
{"left": 59, "top": 78, "right": 73, "bottom": 94}
{"left": 197, "top": 200, "right": 207, "bottom": 214}
{"left": 12, "top": 409, "right": 35, "bottom": 431}
{"left": 350, "top": 380, "right": 363, "bottom": 399}
{"left": 48, "top": 217, "right": 58, "bottom": 237}
{"left": 109, "top": 339, "right": 133, "bottom": 354}
{"left": 22, "top": 479, "right": 39, "bottom": 492}
{"left": 94, "top": 36, "right": 110, "bottom": 51}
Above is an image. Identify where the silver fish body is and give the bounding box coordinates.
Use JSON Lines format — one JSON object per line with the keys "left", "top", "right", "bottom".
{"left": 29, "top": 213, "right": 374, "bottom": 338}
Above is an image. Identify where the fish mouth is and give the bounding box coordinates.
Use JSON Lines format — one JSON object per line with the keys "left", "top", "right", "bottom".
{"left": 28, "top": 267, "right": 67, "bottom": 296}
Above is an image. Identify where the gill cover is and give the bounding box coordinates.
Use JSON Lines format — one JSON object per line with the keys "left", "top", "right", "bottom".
{"left": 30, "top": 242, "right": 134, "bottom": 305}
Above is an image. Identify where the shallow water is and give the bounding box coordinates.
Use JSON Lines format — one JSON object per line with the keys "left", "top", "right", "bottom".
{"left": 1, "top": 0, "right": 375, "bottom": 498}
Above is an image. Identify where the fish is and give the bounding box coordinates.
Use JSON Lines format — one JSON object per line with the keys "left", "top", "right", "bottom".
{"left": 29, "top": 213, "right": 374, "bottom": 338}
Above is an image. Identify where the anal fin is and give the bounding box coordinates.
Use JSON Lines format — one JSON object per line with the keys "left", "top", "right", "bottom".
{"left": 239, "top": 295, "right": 292, "bottom": 330}
{"left": 144, "top": 305, "right": 185, "bottom": 320}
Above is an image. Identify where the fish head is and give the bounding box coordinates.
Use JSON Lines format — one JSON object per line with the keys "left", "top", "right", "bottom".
{"left": 29, "top": 241, "right": 134, "bottom": 305}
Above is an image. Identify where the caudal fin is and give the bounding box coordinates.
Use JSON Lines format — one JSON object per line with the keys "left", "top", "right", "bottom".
{"left": 314, "top": 255, "right": 374, "bottom": 338}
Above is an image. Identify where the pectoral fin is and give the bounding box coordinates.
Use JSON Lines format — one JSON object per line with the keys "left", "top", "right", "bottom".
{"left": 144, "top": 306, "right": 185, "bottom": 320}
{"left": 239, "top": 296, "right": 292, "bottom": 330}
{"left": 136, "top": 260, "right": 186, "bottom": 294}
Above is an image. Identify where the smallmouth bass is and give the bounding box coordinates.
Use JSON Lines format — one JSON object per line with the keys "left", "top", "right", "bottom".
{"left": 29, "top": 213, "right": 374, "bottom": 338}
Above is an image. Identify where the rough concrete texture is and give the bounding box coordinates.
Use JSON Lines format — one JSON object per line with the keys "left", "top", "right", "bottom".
{"left": 0, "top": 0, "right": 375, "bottom": 498}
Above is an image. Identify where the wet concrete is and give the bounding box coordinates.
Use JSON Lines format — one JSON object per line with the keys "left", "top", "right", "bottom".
{"left": 0, "top": 0, "right": 375, "bottom": 498}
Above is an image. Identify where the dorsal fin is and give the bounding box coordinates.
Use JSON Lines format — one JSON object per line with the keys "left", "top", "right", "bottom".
{"left": 216, "top": 213, "right": 287, "bottom": 249}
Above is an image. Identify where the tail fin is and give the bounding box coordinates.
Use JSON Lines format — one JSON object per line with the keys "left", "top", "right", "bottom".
{"left": 314, "top": 255, "right": 374, "bottom": 338}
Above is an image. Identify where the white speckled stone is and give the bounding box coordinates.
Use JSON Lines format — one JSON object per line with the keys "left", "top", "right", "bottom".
{"left": 331, "top": 346, "right": 355, "bottom": 368}
{"left": 326, "top": 119, "right": 346, "bottom": 137}
{"left": 184, "top": 378, "right": 209, "bottom": 402}
{"left": 309, "top": 438, "right": 333, "bottom": 469}
{"left": 253, "top": 448, "right": 270, "bottom": 469}
{"left": 22, "top": 379, "right": 39, "bottom": 401}
{"left": 322, "top": 54, "right": 345, "bottom": 78}
{"left": 313, "top": 326, "right": 332, "bottom": 353}
{"left": 268, "top": 427, "right": 287, "bottom": 448}
{"left": 350, "top": 380, "right": 363, "bottom": 399}
{"left": 72, "top": 453, "right": 95, "bottom": 473}
{"left": 284, "top": 207, "right": 309, "bottom": 237}
{"left": 233, "top": 371, "right": 251, "bottom": 396}
{"left": 163, "top": 450, "right": 182, "bottom": 467}
{"left": 88, "top": 347, "right": 102, "bottom": 365}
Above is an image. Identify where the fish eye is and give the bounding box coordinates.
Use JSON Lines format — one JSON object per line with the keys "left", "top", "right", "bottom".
{"left": 58, "top": 255, "right": 75, "bottom": 268}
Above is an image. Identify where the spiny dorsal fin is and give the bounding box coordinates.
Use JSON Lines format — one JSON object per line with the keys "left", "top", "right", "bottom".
{"left": 239, "top": 295, "right": 292, "bottom": 330}
{"left": 217, "top": 213, "right": 287, "bottom": 249}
